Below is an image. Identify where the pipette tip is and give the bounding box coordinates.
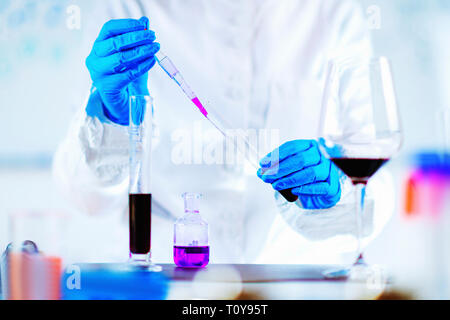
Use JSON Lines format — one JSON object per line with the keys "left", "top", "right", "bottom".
{"left": 192, "top": 97, "right": 208, "bottom": 118}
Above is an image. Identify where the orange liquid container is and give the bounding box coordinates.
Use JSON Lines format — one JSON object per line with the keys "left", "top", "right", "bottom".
{"left": 5, "top": 253, "right": 62, "bottom": 300}
{"left": 404, "top": 175, "right": 418, "bottom": 216}
{"left": 45, "top": 256, "right": 62, "bottom": 300}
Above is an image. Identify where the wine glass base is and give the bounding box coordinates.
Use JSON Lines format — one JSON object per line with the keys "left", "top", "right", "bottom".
{"left": 348, "top": 264, "right": 373, "bottom": 282}
{"left": 323, "top": 267, "right": 351, "bottom": 280}
{"left": 323, "top": 263, "right": 386, "bottom": 285}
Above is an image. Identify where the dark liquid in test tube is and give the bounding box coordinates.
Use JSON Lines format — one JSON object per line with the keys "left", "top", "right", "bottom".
{"left": 129, "top": 193, "right": 151, "bottom": 254}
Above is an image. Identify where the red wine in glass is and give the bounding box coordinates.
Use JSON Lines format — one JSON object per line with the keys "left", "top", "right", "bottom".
{"left": 331, "top": 158, "right": 389, "bottom": 185}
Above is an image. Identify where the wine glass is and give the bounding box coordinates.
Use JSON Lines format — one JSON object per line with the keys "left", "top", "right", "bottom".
{"left": 318, "top": 56, "right": 402, "bottom": 280}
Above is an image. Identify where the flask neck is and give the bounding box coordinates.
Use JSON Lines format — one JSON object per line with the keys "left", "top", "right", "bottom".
{"left": 183, "top": 192, "right": 201, "bottom": 213}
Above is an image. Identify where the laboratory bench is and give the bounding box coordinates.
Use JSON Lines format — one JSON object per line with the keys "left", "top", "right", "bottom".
{"left": 61, "top": 263, "right": 390, "bottom": 300}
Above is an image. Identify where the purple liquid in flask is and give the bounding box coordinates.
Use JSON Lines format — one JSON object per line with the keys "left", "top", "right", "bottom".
{"left": 173, "top": 193, "right": 209, "bottom": 268}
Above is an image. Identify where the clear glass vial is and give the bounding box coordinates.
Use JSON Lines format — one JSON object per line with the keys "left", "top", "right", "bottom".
{"left": 173, "top": 193, "right": 209, "bottom": 268}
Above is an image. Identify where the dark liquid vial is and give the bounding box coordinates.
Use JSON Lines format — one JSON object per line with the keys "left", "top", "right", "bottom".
{"left": 331, "top": 158, "right": 389, "bottom": 185}
{"left": 129, "top": 193, "right": 151, "bottom": 254}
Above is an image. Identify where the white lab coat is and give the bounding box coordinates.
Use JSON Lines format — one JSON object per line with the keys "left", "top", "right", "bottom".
{"left": 53, "top": 0, "right": 395, "bottom": 264}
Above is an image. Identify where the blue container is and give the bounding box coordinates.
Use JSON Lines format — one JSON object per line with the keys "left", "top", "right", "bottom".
{"left": 61, "top": 263, "right": 169, "bottom": 300}
{"left": 413, "top": 151, "right": 450, "bottom": 176}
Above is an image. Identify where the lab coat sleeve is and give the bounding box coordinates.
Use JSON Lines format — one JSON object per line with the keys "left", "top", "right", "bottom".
{"left": 52, "top": 88, "right": 129, "bottom": 216}
{"left": 278, "top": 0, "right": 384, "bottom": 241}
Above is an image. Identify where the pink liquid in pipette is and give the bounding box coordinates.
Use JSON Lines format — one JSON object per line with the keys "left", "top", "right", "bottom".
{"left": 192, "top": 96, "right": 227, "bottom": 137}
{"left": 192, "top": 97, "right": 208, "bottom": 117}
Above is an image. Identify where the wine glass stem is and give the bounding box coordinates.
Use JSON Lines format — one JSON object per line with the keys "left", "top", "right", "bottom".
{"left": 354, "top": 183, "right": 367, "bottom": 265}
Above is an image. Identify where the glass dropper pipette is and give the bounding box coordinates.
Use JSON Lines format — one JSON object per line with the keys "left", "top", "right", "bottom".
{"left": 155, "top": 51, "right": 298, "bottom": 203}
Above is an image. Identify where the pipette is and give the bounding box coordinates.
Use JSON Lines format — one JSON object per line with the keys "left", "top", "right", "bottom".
{"left": 155, "top": 52, "right": 208, "bottom": 117}
{"left": 155, "top": 51, "right": 298, "bottom": 203}
{"left": 155, "top": 51, "right": 257, "bottom": 160}
{"left": 155, "top": 52, "right": 259, "bottom": 164}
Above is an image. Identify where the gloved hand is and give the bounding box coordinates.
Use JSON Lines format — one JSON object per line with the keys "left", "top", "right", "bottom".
{"left": 86, "top": 17, "right": 160, "bottom": 125}
{"left": 257, "top": 140, "right": 341, "bottom": 209}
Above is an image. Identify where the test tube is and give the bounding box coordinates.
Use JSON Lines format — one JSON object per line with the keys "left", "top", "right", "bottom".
{"left": 128, "top": 95, "right": 161, "bottom": 271}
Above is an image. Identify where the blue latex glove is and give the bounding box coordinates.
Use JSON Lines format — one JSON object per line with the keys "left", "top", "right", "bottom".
{"left": 257, "top": 140, "right": 341, "bottom": 209}
{"left": 85, "top": 17, "right": 160, "bottom": 125}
